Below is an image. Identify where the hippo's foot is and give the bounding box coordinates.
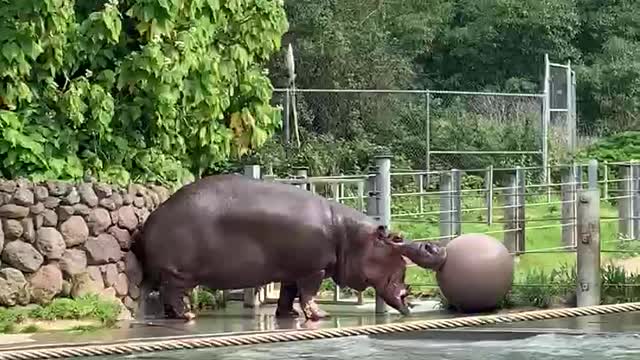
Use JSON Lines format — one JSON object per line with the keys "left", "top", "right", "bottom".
{"left": 301, "top": 300, "right": 329, "bottom": 321}
{"left": 275, "top": 307, "right": 301, "bottom": 318}
{"left": 163, "top": 304, "right": 196, "bottom": 321}
{"left": 296, "top": 270, "right": 329, "bottom": 322}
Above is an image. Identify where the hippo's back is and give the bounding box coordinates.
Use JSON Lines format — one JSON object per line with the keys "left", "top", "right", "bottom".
{"left": 135, "top": 174, "right": 348, "bottom": 287}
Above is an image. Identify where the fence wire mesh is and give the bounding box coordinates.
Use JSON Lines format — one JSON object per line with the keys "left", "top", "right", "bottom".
{"left": 263, "top": 159, "right": 640, "bottom": 306}
{"left": 268, "top": 89, "right": 547, "bottom": 176}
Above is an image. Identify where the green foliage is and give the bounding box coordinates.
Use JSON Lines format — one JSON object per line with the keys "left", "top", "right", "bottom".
{"left": 576, "top": 131, "right": 640, "bottom": 163}
{"left": 0, "top": 0, "right": 288, "bottom": 186}
{"left": 263, "top": 0, "right": 640, "bottom": 172}
{"left": 0, "top": 295, "right": 121, "bottom": 333}
{"left": 191, "top": 287, "right": 224, "bottom": 312}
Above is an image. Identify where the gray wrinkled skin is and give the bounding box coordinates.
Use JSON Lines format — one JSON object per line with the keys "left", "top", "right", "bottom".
{"left": 131, "top": 174, "right": 446, "bottom": 320}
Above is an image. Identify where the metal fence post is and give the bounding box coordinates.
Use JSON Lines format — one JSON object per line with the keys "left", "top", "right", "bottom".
{"left": 588, "top": 159, "right": 598, "bottom": 190}
{"left": 619, "top": 165, "right": 634, "bottom": 240}
{"left": 515, "top": 167, "right": 526, "bottom": 254}
{"left": 439, "top": 172, "right": 453, "bottom": 243}
{"left": 561, "top": 165, "right": 577, "bottom": 247}
{"left": 366, "top": 173, "right": 378, "bottom": 220}
{"left": 374, "top": 153, "right": 392, "bottom": 314}
{"left": 576, "top": 188, "right": 601, "bottom": 307}
{"left": 633, "top": 162, "right": 640, "bottom": 241}
{"left": 485, "top": 165, "right": 494, "bottom": 226}
{"left": 603, "top": 161, "right": 609, "bottom": 200}
{"left": 294, "top": 167, "right": 308, "bottom": 190}
{"left": 418, "top": 174, "right": 425, "bottom": 215}
{"left": 451, "top": 169, "right": 462, "bottom": 237}
{"left": 503, "top": 169, "right": 525, "bottom": 254}
{"left": 243, "top": 164, "right": 262, "bottom": 308}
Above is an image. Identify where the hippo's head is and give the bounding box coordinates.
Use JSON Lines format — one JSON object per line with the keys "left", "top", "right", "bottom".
{"left": 358, "top": 225, "right": 447, "bottom": 315}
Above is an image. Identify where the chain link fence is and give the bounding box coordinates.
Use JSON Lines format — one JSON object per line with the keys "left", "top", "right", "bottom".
{"left": 266, "top": 89, "right": 548, "bottom": 180}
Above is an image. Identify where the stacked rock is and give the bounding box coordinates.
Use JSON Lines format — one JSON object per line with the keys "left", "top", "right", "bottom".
{"left": 0, "top": 178, "right": 170, "bottom": 319}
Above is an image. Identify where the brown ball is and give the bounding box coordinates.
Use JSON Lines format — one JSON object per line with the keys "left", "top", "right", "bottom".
{"left": 436, "top": 234, "right": 514, "bottom": 313}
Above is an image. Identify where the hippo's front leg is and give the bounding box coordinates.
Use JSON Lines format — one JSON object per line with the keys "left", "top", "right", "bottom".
{"left": 275, "top": 282, "right": 300, "bottom": 318}
{"left": 297, "top": 270, "right": 329, "bottom": 321}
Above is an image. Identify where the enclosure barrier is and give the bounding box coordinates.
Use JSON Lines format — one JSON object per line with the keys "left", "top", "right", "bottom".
{"left": 2, "top": 302, "right": 640, "bottom": 360}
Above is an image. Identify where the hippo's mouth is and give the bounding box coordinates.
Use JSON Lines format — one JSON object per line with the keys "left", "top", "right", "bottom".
{"left": 382, "top": 283, "right": 411, "bottom": 316}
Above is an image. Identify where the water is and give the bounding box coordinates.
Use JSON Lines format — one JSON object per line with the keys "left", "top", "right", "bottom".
{"left": 90, "top": 332, "right": 640, "bottom": 360}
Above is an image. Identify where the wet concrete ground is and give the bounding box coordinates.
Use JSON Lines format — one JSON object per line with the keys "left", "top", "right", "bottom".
{"left": 2, "top": 298, "right": 640, "bottom": 352}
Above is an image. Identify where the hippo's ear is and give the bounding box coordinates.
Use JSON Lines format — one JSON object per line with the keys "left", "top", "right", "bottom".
{"left": 375, "top": 225, "right": 388, "bottom": 239}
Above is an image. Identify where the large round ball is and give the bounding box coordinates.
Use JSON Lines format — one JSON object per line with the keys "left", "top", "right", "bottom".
{"left": 436, "top": 234, "right": 514, "bottom": 313}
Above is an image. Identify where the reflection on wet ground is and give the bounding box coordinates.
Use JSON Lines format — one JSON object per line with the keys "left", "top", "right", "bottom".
{"left": 0, "top": 300, "right": 448, "bottom": 350}
{"left": 4, "top": 300, "right": 640, "bottom": 360}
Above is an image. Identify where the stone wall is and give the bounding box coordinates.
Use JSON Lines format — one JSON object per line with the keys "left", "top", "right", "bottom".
{"left": 0, "top": 178, "right": 170, "bottom": 319}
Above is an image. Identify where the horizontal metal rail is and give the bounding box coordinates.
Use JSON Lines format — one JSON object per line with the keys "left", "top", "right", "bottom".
{"left": 272, "top": 87, "right": 546, "bottom": 98}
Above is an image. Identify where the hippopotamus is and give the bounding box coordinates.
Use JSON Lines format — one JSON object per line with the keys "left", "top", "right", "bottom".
{"left": 130, "top": 174, "right": 447, "bottom": 321}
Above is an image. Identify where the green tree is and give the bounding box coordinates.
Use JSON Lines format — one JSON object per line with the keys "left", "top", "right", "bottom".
{"left": 574, "top": 0, "right": 640, "bottom": 135}
{"left": 418, "top": 0, "right": 580, "bottom": 92}
{"left": 0, "top": 0, "right": 288, "bottom": 186}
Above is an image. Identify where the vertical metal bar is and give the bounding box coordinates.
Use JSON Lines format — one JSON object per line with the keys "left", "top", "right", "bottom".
{"left": 503, "top": 172, "right": 517, "bottom": 253}
{"left": 566, "top": 60, "right": 573, "bottom": 152}
{"left": 451, "top": 169, "right": 462, "bottom": 237}
{"left": 374, "top": 154, "right": 392, "bottom": 314}
{"left": 570, "top": 68, "right": 577, "bottom": 153}
{"left": 439, "top": 172, "right": 453, "bottom": 243}
{"left": 576, "top": 188, "right": 601, "bottom": 307}
{"left": 418, "top": 174, "right": 425, "bottom": 215}
{"left": 618, "top": 165, "right": 633, "bottom": 240}
{"left": 284, "top": 88, "right": 291, "bottom": 145}
{"left": 603, "top": 162, "right": 609, "bottom": 200}
{"left": 331, "top": 183, "right": 339, "bottom": 202}
{"left": 516, "top": 166, "right": 526, "bottom": 254}
{"left": 633, "top": 162, "right": 640, "bottom": 240}
{"left": 357, "top": 180, "right": 365, "bottom": 212}
{"left": 543, "top": 54, "right": 551, "bottom": 203}
{"left": 561, "top": 165, "right": 577, "bottom": 248}
{"left": 485, "top": 165, "right": 494, "bottom": 226}
{"left": 243, "top": 164, "right": 262, "bottom": 308}
{"left": 425, "top": 91, "right": 431, "bottom": 179}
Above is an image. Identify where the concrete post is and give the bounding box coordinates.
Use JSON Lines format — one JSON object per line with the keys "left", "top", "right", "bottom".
{"left": 366, "top": 174, "right": 379, "bottom": 221}
{"left": 451, "top": 169, "right": 462, "bottom": 237}
{"left": 243, "top": 165, "right": 261, "bottom": 308}
{"left": 294, "top": 167, "right": 308, "bottom": 191}
{"left": 576, "top": 188, "right": 601, "bottom": 307}
{"left": 633, "top": 163, "right": 640, "bottom": 240}
{"left": 587, "top": 159, "right": 598, "bottom": 190}
{"left": 561, "top": 165, "right": 577, "bottom": 247}
{"left": 485, "top": 165, "right": 494, "bottom": 226}
{"left": 503, "top": 172, "right": 517, "bottom": 253}
{"left": 515, "top": 167, "right": 526, "bottom": 254}
{"left": 618, "top": 165, "right": 634, "bottom": 240}
{"left": 374, "top": 153, "right": 392, "bottom": 314}
{"left": 439, "top": 172, "right": 453, "bottom": 243}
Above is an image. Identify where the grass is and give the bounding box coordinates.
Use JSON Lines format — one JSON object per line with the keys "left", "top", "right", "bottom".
{"left": 0, "top": 295, "right": 121, "bottom": 334}
{"left": 331, "top": 183, "right": 640, "bottom": 309}
{"left": 388, "top": 192, "right": 628, "bottom": 290}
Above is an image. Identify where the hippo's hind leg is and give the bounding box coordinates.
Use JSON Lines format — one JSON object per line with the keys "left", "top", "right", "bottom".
{"left": 275, "top": 282, "right": 300, "bottom": 318}
{"left": 160, "top": 272, "right": 196, "bottom": 321}
{"left": 296, "top": 270, "right": 329, "bottom": 321}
